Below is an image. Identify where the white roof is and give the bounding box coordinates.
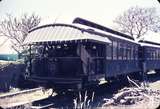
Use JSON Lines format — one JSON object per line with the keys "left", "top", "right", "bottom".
{"left": 23, "top": 24, "right": 111, "bottom": 44}
{"left": 140, "top": 42, "right": 160, "bottom": 48}
{"left": 74, "top": 23, "right": 138, "bottom": 44}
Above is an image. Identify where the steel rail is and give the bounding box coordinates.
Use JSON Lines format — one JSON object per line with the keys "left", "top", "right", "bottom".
{"left": 0, "top": 87, "right": 43, "bottom": 99}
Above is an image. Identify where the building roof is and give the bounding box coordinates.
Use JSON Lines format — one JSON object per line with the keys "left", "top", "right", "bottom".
{"left": 23, "top": 24, "right": 111, "bottom": 44}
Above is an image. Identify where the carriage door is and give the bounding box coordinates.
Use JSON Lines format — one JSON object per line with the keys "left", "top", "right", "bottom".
{"left": 91, "top": 44, "right": 105, "bottom": 75}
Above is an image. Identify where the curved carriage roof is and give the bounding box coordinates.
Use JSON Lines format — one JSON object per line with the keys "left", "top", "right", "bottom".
{"left": 23, "top": 24, "right": 112, "bottom": 44}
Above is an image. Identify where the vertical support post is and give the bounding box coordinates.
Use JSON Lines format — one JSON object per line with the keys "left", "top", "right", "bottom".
{"left": 87, "top": 57, "right": 90, "bottom": 76}
{"left": 139, "top": 46, "right": 148, "bottom": 88}
{"left": 104, "top": 44, "right": 107, "bottom": 75}
{"left": 142, "top": 61, "right": 148, "bottom": 87}
{"left": 29, "top": 44, "right": 32, "bottom": 75}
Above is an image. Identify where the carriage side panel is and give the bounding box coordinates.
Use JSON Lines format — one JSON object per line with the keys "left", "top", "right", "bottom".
{"left": 105, "top": 36, "right": 141, "bottom": 78}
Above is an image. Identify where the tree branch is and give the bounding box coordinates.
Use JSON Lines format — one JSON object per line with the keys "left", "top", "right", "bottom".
{"left": 114, "top": 6, "right": 160, "bottom": 40}
{"left": 0, "top": 13, "right": 41, "bottom": 53}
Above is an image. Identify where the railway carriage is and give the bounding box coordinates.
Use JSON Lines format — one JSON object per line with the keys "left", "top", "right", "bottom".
{"left": 23, "top": 23, "right": 112, "bottom": 90}
{"left": 22, "top": 17, "right": 160, "bottom": 91}
{"left": 139, "top": 41, "right": 160, "bottom": 73}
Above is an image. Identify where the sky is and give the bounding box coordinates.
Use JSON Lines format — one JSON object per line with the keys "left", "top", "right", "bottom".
{"left": 0, "top": 0, "right": 160, "bottom": 54}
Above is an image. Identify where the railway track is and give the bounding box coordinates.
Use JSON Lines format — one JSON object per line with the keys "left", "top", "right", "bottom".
{"left": 0, "top": 87, "right": 53, "bottom": 109}
{"left": 0, "top": 87, "right": 42, "bottom": 99}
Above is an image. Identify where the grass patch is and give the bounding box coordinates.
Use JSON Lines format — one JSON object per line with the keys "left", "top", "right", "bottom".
{"left": 73, "top": 91, "right": 95, "bottom": 109}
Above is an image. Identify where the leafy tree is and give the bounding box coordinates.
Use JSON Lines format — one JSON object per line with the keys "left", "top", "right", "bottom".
{"left": 114, "top": 6, "right": 160, "bottom": 40}
{"left": 0, "top": 13, "right": 41, "bottom": 54}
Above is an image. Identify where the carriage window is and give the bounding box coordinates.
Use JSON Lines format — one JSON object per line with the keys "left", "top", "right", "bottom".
{"left": 153, "top": 50, "right": 156, "bottom": 60}
{"left": 134, "top": 46, "right": 138, "bottom": 60}
{"left": 148, "top": 48, "right": 151, "bottom": 60}
{"left": 106, "top": 43, "right": 112, "bottom": 60}
{"left": 157, "top": 50, "right": 159, "bottom": 60}
{"left": 150, "top": 49, "right": 153, "bottom": 60}
{"left": 127, "top": 45, "right": 131, "bottom": 60}
{"left": 146, "top": 48, "right": 150, "bottom": 60}
{"left": 31, "top": 45, "right": 45, "bottom": 58}
{"left": 154, "top": 49, "right": 156, "bottom": 60}
{"left": 158, "top": 50, "right": 160, "bottom": 60}
{"left": 158, "top": 50, "right": 159, "bottom": 60}
{"left": 113, "top": 41, "right": 117, "bottom": 60}
{"left": 123, "top": 44, "right": 127, "bottom": 60}
{"left": 154, "top": 50, "right": 156, "bottom": 60}
{"left": 131, "top": 46, "right": 135, "bottom": 60}
{"left": 153, "top": 50, "right": 155, "bottom": 60}
{"left": 156, "top": 49, "right": 159, "bottom": 60}
{"left": 157, "top": 49, "right": 158, "bottom": 60}
{"left": 90, "top": 45, "right": 97, "bottom": 57}
{"left": 98, "top": 44, "right": 105, "bottom": 57}
{"left": 84, "top": 43, "right": 105, "bottom": 58}
{"left": 152, "top": 49, "right": 154, "bottom": 60}
{"left": 118, "top": 43, "right": 123, "bottom": 60}
{"left": 151, "top": 49, "right": 153, "bottom": 60}
{"left": 130, "top": 46, "right": 132, "bottom": 60}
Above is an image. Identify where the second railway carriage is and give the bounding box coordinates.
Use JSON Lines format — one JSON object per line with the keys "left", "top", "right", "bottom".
{"left": 22, "top": 17, "right": 160, "bottom": 91}
{"left": 139, "top": 41, "right": 160, "bottom": 73}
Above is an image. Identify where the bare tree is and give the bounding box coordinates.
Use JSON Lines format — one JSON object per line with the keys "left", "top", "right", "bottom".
{"left": 0, "top": 13, "right": 41, "bottom": 53}
{"left": 114, "top": 6, "right": 160, "bottom": 40}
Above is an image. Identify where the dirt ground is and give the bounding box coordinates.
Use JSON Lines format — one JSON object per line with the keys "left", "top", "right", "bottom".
{"left": 101, "top": 79, "right": 160, "bottom": 109}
